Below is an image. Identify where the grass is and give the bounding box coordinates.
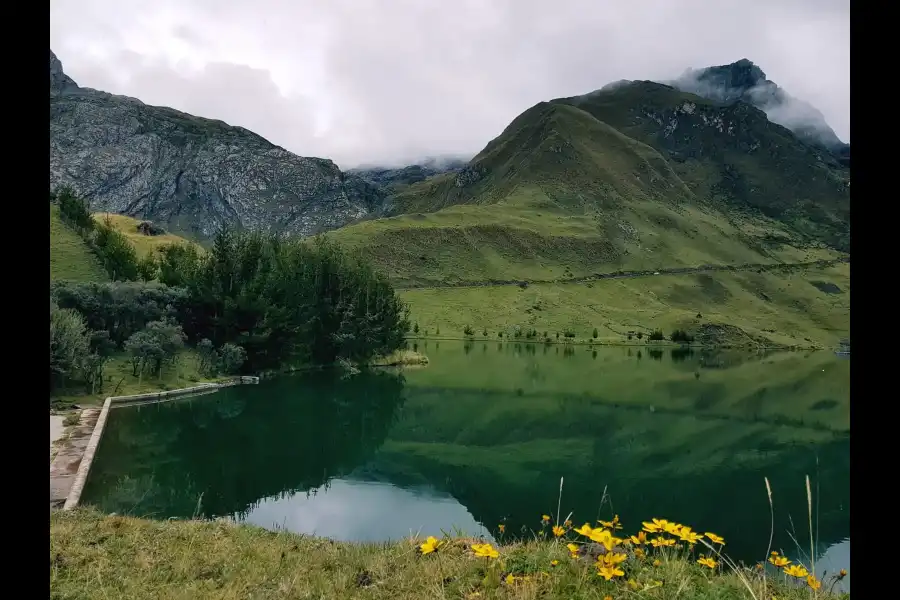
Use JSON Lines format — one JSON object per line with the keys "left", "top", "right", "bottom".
{"left": 50, "top": 350, "right": 220, "bottom": 408}
{"left": 50, "top": 204, "right": 108, "bottom": 283}
{"left": 92, "top": 212, "right": 202, "bottom": 258}
{"left": 50, "top": 509, "right": 847, "bottom": 600}
{"left": 368, "top": 349, "right": 430, "bottom": 367}
{"left": 401, "top": 263, "right": 849, "bottom": 349}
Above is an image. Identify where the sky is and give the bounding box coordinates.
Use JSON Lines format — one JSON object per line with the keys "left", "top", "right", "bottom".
{"left": 50, "top": 0, "right": 849, "bottom": 168}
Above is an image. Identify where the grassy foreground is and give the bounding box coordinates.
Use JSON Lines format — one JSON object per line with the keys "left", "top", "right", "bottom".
{"left": 50, "top": 204, "right": 108, "bottom": 283}
{"left": 51, "top": 510, "right": 846, "bottom": 600}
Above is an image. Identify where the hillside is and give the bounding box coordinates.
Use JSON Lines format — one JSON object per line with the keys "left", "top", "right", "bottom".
{"left": 329, "top": 85, "right": 848, "bottom": 286}
{"left": 324, "top": 62, "right": 849, "bottom": 347}
{"left": 49, "top": 49, "right": 387, "bottom": 241}
{"left": 50, "top": 204, "right": 198, "bottom": 282}
{"left": 49, "top": 204, "right": 107, "bottom": 282}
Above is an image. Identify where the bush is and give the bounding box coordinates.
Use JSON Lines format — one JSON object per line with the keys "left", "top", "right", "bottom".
{"left": 93, "top": 218, "right": 139, "bottom": 281}
{"left": 627, "top": 333, "right": 633, "bottom": 340}
{"left": 648, "top": 330, "right": 665, "bottom": 341}
{"left": 592, "top": 328, "right": 598, "bottom": 339}
{"left": 413, "top": 322, "right": 419, "bottom": 334}
{"left": 671, "top": 329, "right": 695, "bottom": 343}
{"left": 482, "top": 328, "right": 488, "bottom": 337}
{"left": 50, "top": 301, "right": 91, "bottom": 393}
{"left": 463, "top": 325, "right": 475, "bottom": 336}
{"left": 563, "top": 331, "right": 576, "bottom": 339}
{"left": 636, "top": 332, "right": 644, "bottom": 340}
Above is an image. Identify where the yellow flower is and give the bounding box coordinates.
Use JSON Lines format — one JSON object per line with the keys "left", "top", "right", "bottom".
{"left": 634, "top": 547, "right": 646, "bottom": 559}
{"left": 498, "top": 524, "right": 505, "bottom": 533}
{"left": 574, "top": 523, "right": 594, "bottom": 537}
{"left": 704, "top": 532, "right": 725, "bottom": 545}
{"left": 598, "top": 514, "right": 623, "bottom": 530}
{"left": 783, "top": 565, "right": 809, "bottom": 578}
{"left": 626, "top": 578, "right": 641, "bottom": 590}
{"left": 839, "top": 568, "right": 848, "bottom": 578}
{"left": 565, "top": 519, "right": 573, "bottom": 528}
{"left": 471, "top": 543, "right": 500, "bottom": 559}
{"left": 663, "top": 521, "right": 683, "bottom": 536}
{"left": 505, "top": 574, "right": 516, "bottom": 585}
{"left": 697, "top": 557, "right": 717, "bottom": 569}
{"left": 419, "top": 536, "right": 443, "bottom": 555}
{"left": 600, "top": 552, "right": 627, "bottom": 566}
{"left": 642, "top": 519, "right": 668, "bottom": 533}
{"left": 589, "top": 528, "right": 623, "bottom": 552}
{"left": 552, "top": 525, "right": 566, "bottom": 537}
{"left": 604, "top": 596, "right": 613, "bottom": 600}
{"left": 650, "top": 536, "right": 675, "bottom": 548}
{"left": 678, "top": 527, "right": 704, "bottom": 545}
{"left": 806, "top": 575, "right": 821, "bottom": 590}
{"left": 653, "top": 559, "right": 661, "bottom": 567}
{"left": 597, "top": 565, "right": 625, "bottom": 581}
{"left": 630, "top": 531, "right": 648, "bottom": 545}
{"left": 567, "top": 543, "right": 580, "bottom": 555}
{"left": 550, "top": 559, "right": 559, "bottom": 567}
{"left": 542, "top": 514, "right": 551, "bottom": 523}
{"left": 755, "top": 563, "right": 763, "bottom": 570}
{"left": 769, "top": 555, "right": 790, "bottom": 568}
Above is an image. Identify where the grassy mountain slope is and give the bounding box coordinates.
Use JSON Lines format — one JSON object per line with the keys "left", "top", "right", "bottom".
{"left": 50, "top": 205, "right": 199, "bottom": 283}
{"left": 326, "top": 80, "right": 849, "bottom": 347}
{"left": 329, "top": 99, "right": 845, "bottom": 288}
{"left": 49, "top": 204, "right": 107, "bottom": 282}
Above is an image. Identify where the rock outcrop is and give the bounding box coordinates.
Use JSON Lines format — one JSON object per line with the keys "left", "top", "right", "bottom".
{"left": 49, "top": 49, "right": 386, "bottom": 240}
{"left": 668, "top": 59, "right": 849, "bottom": 163}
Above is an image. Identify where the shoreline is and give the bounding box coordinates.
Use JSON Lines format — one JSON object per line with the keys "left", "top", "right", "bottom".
{"left": 404, "top": 335, "right": 829, "bottom": 352}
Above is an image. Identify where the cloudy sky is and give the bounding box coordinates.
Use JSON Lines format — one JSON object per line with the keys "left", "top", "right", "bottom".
{"left": 50, "top": 0, "right": 849, "bottom": 168}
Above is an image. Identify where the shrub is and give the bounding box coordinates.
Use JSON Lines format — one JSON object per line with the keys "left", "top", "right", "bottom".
{"left": 648, "top": 330, "right": 665, "bottom": 341}
{"left": 592, "top": 328, "right": 598, "bottom": 339}
{"left": 413, "top": 322, "right": 419, "bottom": 334}
{"left": 563, "top": 331, "right": 576, "bottom": 339}
{"left": 636, "top": 332, "right": 644, "bottom": 340}
{"left": 671, "top": 329, "right": 695, "bottom": 343}
{"left": 482, "top": 327, "right": 488, "bottom": 336}
{"left": 463, "top": 325, "right": 475, "bottom": 336}
{"left": 55, "top": 186, "right": 95, "bottom": 233}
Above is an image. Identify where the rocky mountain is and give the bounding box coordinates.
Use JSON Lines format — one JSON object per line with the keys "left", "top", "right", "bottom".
{"left": 668, "top": 59, "right": 849, "bottom": 165}
{"left": 49, "top": 49, "right": 387, "bottom": 240}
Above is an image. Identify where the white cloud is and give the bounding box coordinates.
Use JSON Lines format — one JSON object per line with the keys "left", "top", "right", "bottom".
{"left": 50, "top": 0, "right": 849, "bottom": 168}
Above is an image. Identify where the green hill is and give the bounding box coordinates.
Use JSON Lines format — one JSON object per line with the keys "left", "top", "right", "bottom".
{"left": 326, "top": 81, "right": 849, "bottom": 347}
{"left": 49, "top": 204, "right": 107, "bottom": 282}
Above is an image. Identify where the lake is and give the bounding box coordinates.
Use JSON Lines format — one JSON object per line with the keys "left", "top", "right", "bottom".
{"left": 82, "top": 341, "right": 850, "bottom": 587}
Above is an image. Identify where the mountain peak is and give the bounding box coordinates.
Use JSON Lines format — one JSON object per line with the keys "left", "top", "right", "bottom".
{"left": 50, "top": 49, "right": 78, "bottom": 95}
{"left": 668, "top": 58, "right": 846, "bottom": 154}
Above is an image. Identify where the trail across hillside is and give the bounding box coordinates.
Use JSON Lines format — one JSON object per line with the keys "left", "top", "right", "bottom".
{"left": 395, "top": 257, "right": 849, "bottom": 291}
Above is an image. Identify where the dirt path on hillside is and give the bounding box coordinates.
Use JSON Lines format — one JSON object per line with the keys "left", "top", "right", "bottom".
{"left": 395, "top": 257, "right": 849, "bottom": 291}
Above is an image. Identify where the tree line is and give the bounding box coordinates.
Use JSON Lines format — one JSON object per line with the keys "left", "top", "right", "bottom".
{"left": 50, "top": 188, "right": 410, "bottom": 398}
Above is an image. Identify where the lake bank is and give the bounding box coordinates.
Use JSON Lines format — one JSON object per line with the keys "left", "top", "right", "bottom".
{"left": 51, "top": 509, "right": 848, "bottom": 600}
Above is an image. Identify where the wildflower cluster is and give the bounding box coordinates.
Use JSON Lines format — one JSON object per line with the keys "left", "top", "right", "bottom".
{"left": 415, "top": 513, "right": 846, "bottom": 597}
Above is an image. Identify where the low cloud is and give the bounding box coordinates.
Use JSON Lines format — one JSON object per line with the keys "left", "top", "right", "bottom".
{"left": 50, "top": 0, "right": 849, "bottom": 168}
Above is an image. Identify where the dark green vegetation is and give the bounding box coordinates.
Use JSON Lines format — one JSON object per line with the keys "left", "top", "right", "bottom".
{"left": 50, "top": 188, "right": 409, "bottom": 403}
{"left": 83, "top": 342, "right": 849, "bottom": 569}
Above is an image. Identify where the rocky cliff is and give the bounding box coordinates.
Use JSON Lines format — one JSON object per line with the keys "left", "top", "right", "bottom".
{"left": 49, "top": 49, "right": 386, "bottom": 240}
{"left": 668, "top": 59, "right": 849, "bottom": 164}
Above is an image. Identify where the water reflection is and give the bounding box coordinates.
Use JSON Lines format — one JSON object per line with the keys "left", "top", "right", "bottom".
{"left": 83, "top": 342, "right": 849, "bottom": 575}
{"left": 242, "top": 479, "right": 491, "bottom": 542}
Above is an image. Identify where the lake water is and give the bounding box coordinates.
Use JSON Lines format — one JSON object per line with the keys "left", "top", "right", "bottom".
{"left": 82, "top": 341, "right": 849, "bottom": 586}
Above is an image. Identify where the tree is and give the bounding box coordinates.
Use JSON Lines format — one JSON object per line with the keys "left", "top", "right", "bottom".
{"left": 413, "top": 322, "right": 419, "bottom": 334}
{"left": 55, "top": 186, "right": 94, "bottom": 233}
{"left": 463, "top": 325, "right": 475, "bottom": 336}
{"left": 218, "top": 343, "right": 247, "bottom": 375}
{"left": 93, "top": 219, "right": 139, "bottom": 281}
{"left": 636, "top": 332, "right": 644, "bottom": 340}
{"left": 50, "top": 302, "right": 90, "bottom": 393}
{"left": 482, "top": 327, "right": 488, "bottom": 337}
{"left": 197, "top": 338, "right": 216, "bottom": 376}
{"left": 124, "top": 319, "right": 185, "bottom": 379}
{"left": 137, "top": 253, "right": 159, "bottom": 281}
{"left": 592, "top": 328, "right": 599, "bottom": 339}
{"left": 648, "top": 330, "right": 665, "bottom": 341}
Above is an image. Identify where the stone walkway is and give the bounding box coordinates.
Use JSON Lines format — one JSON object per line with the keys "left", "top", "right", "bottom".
{"left": 50, "top": 409, "right": 100, "bottom": 510}
{"left": 50, "top": 415, "right": 64, "bottom": 460}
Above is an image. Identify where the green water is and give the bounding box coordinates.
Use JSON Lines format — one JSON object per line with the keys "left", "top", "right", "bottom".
{"left": 82, "top": 341, "right": 849, "bottom": 578}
